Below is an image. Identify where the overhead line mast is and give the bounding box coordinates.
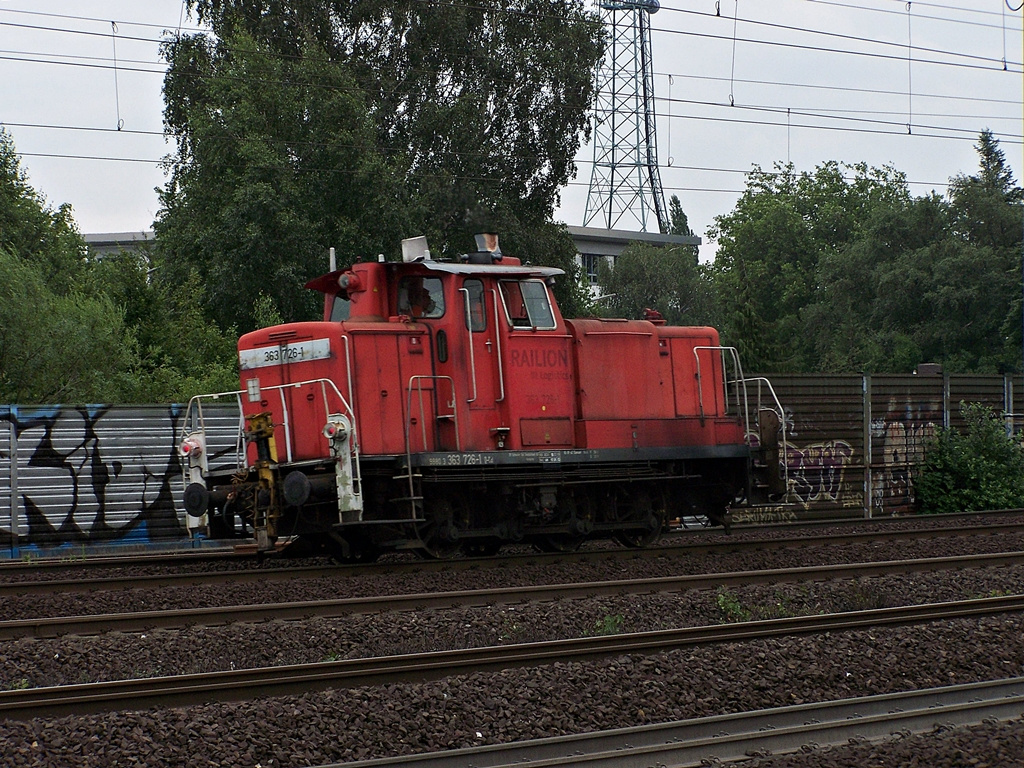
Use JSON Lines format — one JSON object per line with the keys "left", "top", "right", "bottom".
{"left": 584, "top": 0, "right": 669, "bottom": 234}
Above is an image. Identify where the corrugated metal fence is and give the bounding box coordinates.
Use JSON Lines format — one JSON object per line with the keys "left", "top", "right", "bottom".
{"left": 2, "top": 373, "right": 1022, "bottom": 557}
{"left": 733, "top": 373, "right": 1024, "bottom": 525}
{"left": 0, "top": 403, "right": 242, "bottom": 559}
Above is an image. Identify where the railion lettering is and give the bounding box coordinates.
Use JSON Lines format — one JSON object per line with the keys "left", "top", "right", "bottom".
{"left": 509, "top": 349, "right": 569, "bottom": 368}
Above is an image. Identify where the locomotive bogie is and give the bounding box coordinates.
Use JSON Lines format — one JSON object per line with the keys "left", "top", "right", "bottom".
{"left": 179, "top": 235, "right": 785, "bottom": 559}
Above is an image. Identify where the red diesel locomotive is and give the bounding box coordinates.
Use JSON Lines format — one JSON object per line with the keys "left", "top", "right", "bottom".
{"left": 179, "top": 235, "right": 785, "bottom": 560}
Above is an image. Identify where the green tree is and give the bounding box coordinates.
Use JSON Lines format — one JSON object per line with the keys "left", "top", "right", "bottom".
{"left": 709, "top": 135, "right": 1022, "bottom": 374}
{"left": 0, "top": 129, "right": 86, "bottom": 289}
{"left": 708, "top": 161, "right": 909, "bottom": 372}
{"left": 596, "top": 240, "right": 716, "bottom": 326}
{"left": 0, "top": 129, "right": 134, "bottom": 403}
{"left": 668, "top": 194, "right": 699, "bottom": 265}
{"left": 83, "top": 255, "right": 240, "bottom": 402}
{"left": 158, "top": 0, "right": 604, "bottom": 332}
{"left": 805, "top": 193, "right": 950, "bottom": 372}
{"left": 157, "top": 29, "right": 408, "bottom": 332}
{"left": 805, "top": 132, "right": 1022, "bottom": 374}
{"left": 0, "top": 249, "right": 135, "bottom": 403}
{"left": 0, "top": 128, "right": 238, "bottom": 404}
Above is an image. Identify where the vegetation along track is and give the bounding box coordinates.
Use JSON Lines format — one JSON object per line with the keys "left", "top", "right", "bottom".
{"left": 3, "top": 594, "right": 1023, "bottom": 721}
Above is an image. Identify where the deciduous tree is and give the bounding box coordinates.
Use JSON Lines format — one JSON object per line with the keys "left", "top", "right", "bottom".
{"left": 708, "top": 135, "right": 1022, "bottom": 374}
{"left": 157, "top": 0, "right": 604, "bottom": 331}
{"left": 0, "top": 129, "right": 237, "bottom": 404}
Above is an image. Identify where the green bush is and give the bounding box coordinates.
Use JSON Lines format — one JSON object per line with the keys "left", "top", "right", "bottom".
{"left": 915, "top": 402, "right": 1024, "bottom": 514}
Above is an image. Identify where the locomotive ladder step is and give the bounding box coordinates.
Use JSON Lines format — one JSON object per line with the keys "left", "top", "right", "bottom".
{"left": 392, "top": 472, "right": 423, "bottom": 481}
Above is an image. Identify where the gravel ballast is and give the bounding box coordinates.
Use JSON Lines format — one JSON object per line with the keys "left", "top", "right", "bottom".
{"left": 3, "top": 526, "right": 1024, "bottom": 766}
{"left": 2, "top": 614, "right": 1024, "bottom": 767}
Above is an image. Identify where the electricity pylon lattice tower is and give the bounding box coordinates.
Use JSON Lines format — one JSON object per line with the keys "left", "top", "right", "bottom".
{"left": 583, "top": 0, "right": 668, "bottom": 234}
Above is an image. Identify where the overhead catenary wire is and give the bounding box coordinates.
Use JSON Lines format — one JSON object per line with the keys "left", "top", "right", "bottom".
{"left": 3, "top": 44, "right": 1018, "bottom": 146}
{"left": 0, "top": 1, "right": 1019, "bottom": 223}
{"left": 1, "top": 4, "right": 1021, "bottom": 72}
{"left": 15, "top": 150, "right": 964, "bottom": 198}
{"left": 6, "top": 76, "right": 1022, "bottom": 159}
{"left": 3, "top": 139, "right": 989, "bottom": 194}
{"left": 805, "top": 0, "right": 1020, "bottom": 27}
{"left": 4, "top": 44, "right": 1019, "bottom": 115}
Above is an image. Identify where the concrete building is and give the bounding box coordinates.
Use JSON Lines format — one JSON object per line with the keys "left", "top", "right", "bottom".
{"left": 566, "top": 225, "right": 701, "bottom": 293}
{"left": 84, "top": 228, "right": 700, "bottom": 291}
{"left": 84, "top": 231, "right": 155, "bottom": 259}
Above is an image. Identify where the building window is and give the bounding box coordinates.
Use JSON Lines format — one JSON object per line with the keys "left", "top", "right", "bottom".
{"left": 581, "top": 253, "right": 602, "bottom": 285}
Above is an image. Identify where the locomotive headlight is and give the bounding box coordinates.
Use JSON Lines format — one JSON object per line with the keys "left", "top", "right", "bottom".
{"left": 323, "top": 421, "right": 348, "bottom": 440}
{"left": 179, "top": 436, "right": 204, "bottom": 458}
{"left": 338, "top": 272, "right": 362, "bottom": 291}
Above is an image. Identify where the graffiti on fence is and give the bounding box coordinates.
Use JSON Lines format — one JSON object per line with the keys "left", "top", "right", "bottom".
{"left": 0, "top": 406, "right": 186, "bottom": 549}
{"left": 871, "top": 408, "right": 939, "bottom": 514}
{"left": 785, "top": 439, "right": 856, "bottom": 509}
{"left": 731, "top": 506, "right": 798, "bottom": 525}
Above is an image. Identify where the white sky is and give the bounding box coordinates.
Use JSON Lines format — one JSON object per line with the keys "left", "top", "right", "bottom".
{"left": 1, "top": 0, "right": 1021, "bottom": 258}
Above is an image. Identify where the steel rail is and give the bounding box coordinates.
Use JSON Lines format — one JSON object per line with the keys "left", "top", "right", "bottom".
{"left": 317, "top": 677, "right": 1024, "bottom": 768}
{"left": 1, "top": 508, "right": 1021, "bottom": 577}
{"left": 0, "top": 546, "right": 242, "bottom": 575}
{"left": 2, "top": 594, "right": 1024, "bottom": 720}
{"left": 3, "top": 519, "right": 1024, "bottom": 597}
{"left": 5, "top": 549, "right": 1024, "bottom": 640}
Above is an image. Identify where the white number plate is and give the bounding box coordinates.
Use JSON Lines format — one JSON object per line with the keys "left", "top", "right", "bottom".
{"left": 239, "top": 338, "right": 332, "bottom": 370}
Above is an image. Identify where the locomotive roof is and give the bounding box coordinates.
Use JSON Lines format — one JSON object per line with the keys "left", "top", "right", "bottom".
{"left": 305, "top": 259, "right": 564, "bottom": 293}
{"left": 415, "top": 260, "right": 564, "bottom": 278}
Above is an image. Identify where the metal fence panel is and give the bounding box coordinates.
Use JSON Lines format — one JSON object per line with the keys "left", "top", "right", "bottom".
{"left": 2, "top": 376, "right": 1023, "bottom": 553}
{"left": 0, "top": 410, "right": 12, "bottom": 551}
{"left": 752, "top": 375, "right": 867, "bottom": 523}
{"left": 869, "top": 375, "right": 944, "bottom": 515}
{"left": 0, "top": 405, "right": 190, "bottom": 556}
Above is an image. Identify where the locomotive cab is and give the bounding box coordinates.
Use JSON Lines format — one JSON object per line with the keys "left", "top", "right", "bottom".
{"left": 179, "top": 235, "right": 787, "bottom": 561}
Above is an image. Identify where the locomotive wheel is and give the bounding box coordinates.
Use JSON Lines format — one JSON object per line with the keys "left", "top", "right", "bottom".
{"left": 613, "top": 490, "right": 665, "bottom": 548}
{"left": 614, "top": 513, "right": 665, "bottom": 548}
{"left": 534, "top": 493, "right": 593, "bottom": 553}
{"left": 415, "top": 496, "right": 465, "bottom": 559}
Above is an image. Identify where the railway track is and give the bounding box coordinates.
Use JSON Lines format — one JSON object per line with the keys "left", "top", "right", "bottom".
{"left": 4, "top": 549, "right": 1024, "bottom": 640}
{"left": 2, "top": 593, "right": 1023, "bottom": 720}
{"left": 8, "top": 547, "right": 1024, "bottom": 638}
{"left": 2, "top": 518, "right": 1023, "bottom": 596}
{"left": 325, "top": 677, "right": 1024, "bottom": 768}
{"left": 1, "top": 508, "right": 1020, "bottom": 581}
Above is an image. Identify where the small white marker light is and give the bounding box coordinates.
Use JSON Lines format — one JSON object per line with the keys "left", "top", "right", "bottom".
{"left": 246, "top": 377, "right": 261, "bottom": 403}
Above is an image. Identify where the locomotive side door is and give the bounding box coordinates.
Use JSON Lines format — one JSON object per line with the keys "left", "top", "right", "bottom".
{"left": 433, "top": 277, "right": 503, "bottom": 451}
{"left": 460, "top": 279, "right": 501, "bottom": 411}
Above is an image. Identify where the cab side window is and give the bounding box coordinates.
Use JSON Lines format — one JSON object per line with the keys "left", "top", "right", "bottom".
{"left": 464, "top": 279, "right": 486, "bottom": 332}
{"left": 499, "top": 281, "right": 530, "bottom": 327}
{"left": 499, "top": 279, "right": 556, "bottom": 329}
{"left": 329, "top": 295, "right": 351, "bottom": 322}
{"left": 398, "top": 276, "right": 445, "bottom": 318}
{"left": 521, "top": 280, "right": 555, "bottom": 328}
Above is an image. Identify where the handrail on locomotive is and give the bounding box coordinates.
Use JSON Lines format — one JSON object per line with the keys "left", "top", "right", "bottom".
{"left": 178, "top": 376, "right": 363, "bottom": 538}
{"left": 692, "top": 345, "right": 790, "bottom": 501}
